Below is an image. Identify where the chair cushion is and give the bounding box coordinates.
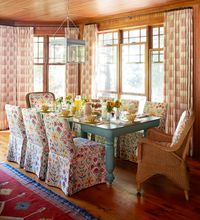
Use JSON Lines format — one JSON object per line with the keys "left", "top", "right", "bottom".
{"left": 171, "top": 110, "right": 190, "bottom": 145}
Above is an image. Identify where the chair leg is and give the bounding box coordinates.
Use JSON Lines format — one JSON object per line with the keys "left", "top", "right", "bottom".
{"left": 184, "top": 190, "right": 189, "bottom": 201}
{"left": 137, "top": 183, "right": 141, "bottom": 196}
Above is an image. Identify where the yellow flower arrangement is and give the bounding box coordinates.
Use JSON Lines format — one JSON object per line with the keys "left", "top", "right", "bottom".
{"left": 65, "top": 95, "right": 73, "bottom": 105}
{"left": 115, "top": 100, "right": 121, "bottom": 109}
{"left": 106, "top": 100, "right": 115, "bottom": 112}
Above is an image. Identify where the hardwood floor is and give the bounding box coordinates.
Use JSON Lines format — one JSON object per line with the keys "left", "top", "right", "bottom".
{"left": 1, "top": 130, "right": 200, "bottom": 220}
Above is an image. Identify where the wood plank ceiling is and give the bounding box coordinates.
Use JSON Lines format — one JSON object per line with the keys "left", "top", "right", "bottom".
{"left": 0, "top": 0, "right": 196, "bottom": 26}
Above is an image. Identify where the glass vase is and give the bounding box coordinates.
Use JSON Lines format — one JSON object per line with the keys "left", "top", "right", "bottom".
{"left": 107, "top": 112, "right": 112, "bottom": 122}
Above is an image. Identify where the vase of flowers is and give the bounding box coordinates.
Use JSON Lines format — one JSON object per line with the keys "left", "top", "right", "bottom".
{"left": 65, "top": 95, "right": 73, "bottom": 110}
{"left": 55, "top": 96, "right": 63, "bottom": 112}
{"left": 114, "top": 100, "right": 121, "bottom": 119}
{"left": 106, "top": 100, "right": 115, "bottom": 121}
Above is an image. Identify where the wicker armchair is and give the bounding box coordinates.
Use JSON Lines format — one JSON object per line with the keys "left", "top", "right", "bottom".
{"left": 118, "top": 101, "right": 168, "bottom": 162}
{"left": 136, "top": 110, "right": 194, "bottom": 200}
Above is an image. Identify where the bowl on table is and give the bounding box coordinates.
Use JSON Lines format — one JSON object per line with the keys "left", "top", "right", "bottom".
{"left": 60, "top": 109, "right": 70, "bottom": 117}
{"left": 126, "top": 113, "right": 136, "bottom": 123}
{"left": 40, "top": 104, "right": 49, "bottom": 112}
{"left": 85, "top": 114, "right": 98, "bottom": 123}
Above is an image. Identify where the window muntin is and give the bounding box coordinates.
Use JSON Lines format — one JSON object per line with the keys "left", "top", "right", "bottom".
{"left": 123, "top": 28, "right": 146, "bottom": 44}
{"left": 34, "top": 37, "right": 44, "bottom": 63}
{"left": 99, "top": 32, "right": 118, "bottom": 46}
{"left": 152, "top": 26, "right": 164, "bottom": 49}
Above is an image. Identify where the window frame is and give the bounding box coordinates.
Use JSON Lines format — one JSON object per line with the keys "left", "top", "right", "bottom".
{"left": 33, "top": 32, "right": 66, "bottom": 93}
{"left": 149, "top": 25, "right": 164, "bottom": 101}
{"left": 96, "top": 24, "right": 164, "bottom": 101}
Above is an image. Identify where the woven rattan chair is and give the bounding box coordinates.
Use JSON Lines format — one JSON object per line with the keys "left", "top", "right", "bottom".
{"left": 136, "top": 110, "right": 194, "bottom": 200}
{"left": 118, "top": 101, "right": 168, "bottom": 162}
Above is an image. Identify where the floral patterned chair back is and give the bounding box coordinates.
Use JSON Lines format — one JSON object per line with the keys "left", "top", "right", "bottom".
{"left": 43, "top": 113, "right": 75, "bottom": 160}
{"left": 26, "top": 92, "right": 55, "bottom": 108}
{"left": 43, "top": 113, "right": 106, "bottom": 196}
{"left": 22, "top": 108, "right": 49, "bottom": 180}
{"left": 5, "top": 104, "right": 27, "bottom": 168}
{"left": 143, "top": 101, "right": 168, "bottom": 132}
{"left": 121, "top": 99, "right": 139, "bottom": 113}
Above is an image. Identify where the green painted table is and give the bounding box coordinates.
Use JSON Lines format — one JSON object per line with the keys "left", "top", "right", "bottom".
{"left": 71, "top": 116, "right": 160, "bottom": 184}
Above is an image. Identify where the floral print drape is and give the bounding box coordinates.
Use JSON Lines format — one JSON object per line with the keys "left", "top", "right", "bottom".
{"left": 0, "top": 26, "right": 34, "bottom": 130}
{"left": 164, "top": 9, "right": 193, "bottom": 134}
{"left": 81, "top": 24, "right": 98, "bottom": 98}
{"left": 65, "top": 28, "right": 79, "bottom": 97}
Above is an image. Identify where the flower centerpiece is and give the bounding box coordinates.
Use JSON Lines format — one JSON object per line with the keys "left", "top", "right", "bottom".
{"left": 106, "top": 100, "right": 115, "bottom": 113}
{"left": 65, "top": 95, "right": 73, "bottom": 110}
{"left": 114, "top": 99, "right": 121, "bottom": 119}
{"left": 106, "top": 100, "right": 115, "bottom": 121}
{"left": 65, "top": 95, "right": 73, "bottom": 105}
{"left": 55, "top": 96, "right": 63, "bottom": 111}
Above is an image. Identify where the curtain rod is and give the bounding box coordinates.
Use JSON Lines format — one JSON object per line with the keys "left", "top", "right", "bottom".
{"left": 86, "top": 6, "right": 193, "bottom": 25}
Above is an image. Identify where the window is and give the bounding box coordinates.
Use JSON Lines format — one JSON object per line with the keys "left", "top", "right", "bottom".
{"left": 48, "top": 37, "right": 66, "bottom": 98}
{"left": 121, "top": 28, "right": 147, "bottom": 96}
{"left": 95, "top": 25, "right": 164, "bottom": 105}
{"left": 33, "top": 36, "right": 66, "bottom": 98}
{"left": 96, "top": 32, "right": 118, "bottom": 99}
{"left": 150, "top": 26, "right": 164, "bottom": 102}
{"left": 33, "top": 37, "right": 44, "bottom": 92}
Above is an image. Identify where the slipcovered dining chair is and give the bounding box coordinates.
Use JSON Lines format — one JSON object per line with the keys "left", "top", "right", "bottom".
{"left": 22, "top": 108, "right": 49, "bottom": 180}
{"left": 43, "top": 113, "right": 106, "bottom": 196}
{"left": 5, "top": 104, "right": 27, "bottom": 168}
{"left": 118, "top": 101, "right": 168, "bottom": 162}
{"left": 26, "top": 92, "right": 55, "bottom": 108}
{"left": 136, "top": 110, "right": 194, "bottom": 200}
{"left": 95, "top": 99, "right": 140, "bottom": 158}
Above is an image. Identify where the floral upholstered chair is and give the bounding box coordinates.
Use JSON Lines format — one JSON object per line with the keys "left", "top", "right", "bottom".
{"left": 26, "top": 92, "right": 55, "bottom": 108}
{"left": 43, "top": 113, "right": 106, "bottom": 196}
{"left": 136, "top": 110, "right": 194, "bottom": 200}
{"left": 22, "top": 108, "right": 49, "bottom": 180}
{"left": 118, "top": 101, "right": 168, "bottom": 163}
{"left": 5, "top": 104, "right": 27, "bottom": 168}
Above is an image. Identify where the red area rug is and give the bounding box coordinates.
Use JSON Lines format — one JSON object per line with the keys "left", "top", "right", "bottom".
{"left": 0, "top": 163, "right": 97, "bottom": 220}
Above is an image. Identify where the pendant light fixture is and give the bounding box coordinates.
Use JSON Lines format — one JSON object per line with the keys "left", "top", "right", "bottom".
{"left": 51, "top": 0, "right": 85, "bottom": 63}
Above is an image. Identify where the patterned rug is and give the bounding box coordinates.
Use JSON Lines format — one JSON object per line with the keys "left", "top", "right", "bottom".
{"left": 0, "top": 163, "right": 97, "bottom": 220}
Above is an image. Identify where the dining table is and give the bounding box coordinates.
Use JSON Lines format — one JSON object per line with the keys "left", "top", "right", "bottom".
{"left": 70, "top": 115, "right": 160, "bottom": 185}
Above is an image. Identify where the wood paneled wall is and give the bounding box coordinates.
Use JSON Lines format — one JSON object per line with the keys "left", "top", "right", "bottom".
{"left": 193, "top": 4, "right": 200, "bottom": 160}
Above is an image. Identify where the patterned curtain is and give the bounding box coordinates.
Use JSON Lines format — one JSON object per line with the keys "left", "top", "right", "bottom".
{"left": 65, "top": 28, "right": 79, "bottom": 97}
{"left": 81, "top": 24, "right": 98, "bottom": 98}
{"left": 164, "top": 9, "right": 193, "bottom": 134}
{"left": 0, "top": 26, "right": 33, "bottom": 130}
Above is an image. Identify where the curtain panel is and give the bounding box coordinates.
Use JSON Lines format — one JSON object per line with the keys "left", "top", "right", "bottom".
{"left": 65, "top": 28, "right": 79, "bottom": 97}
{"left": 0, "top": 26, "right": 34, "bottom": 130}
{"left": 81, "top": 24, "right": 98, "bottom": 98}
{"left": 164, "top": 9, "right": 193, "bottom": 134}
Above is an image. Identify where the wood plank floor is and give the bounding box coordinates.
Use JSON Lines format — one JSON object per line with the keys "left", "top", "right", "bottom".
{"left": 0, "top": 130, "right": 200, "bottom": 220}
